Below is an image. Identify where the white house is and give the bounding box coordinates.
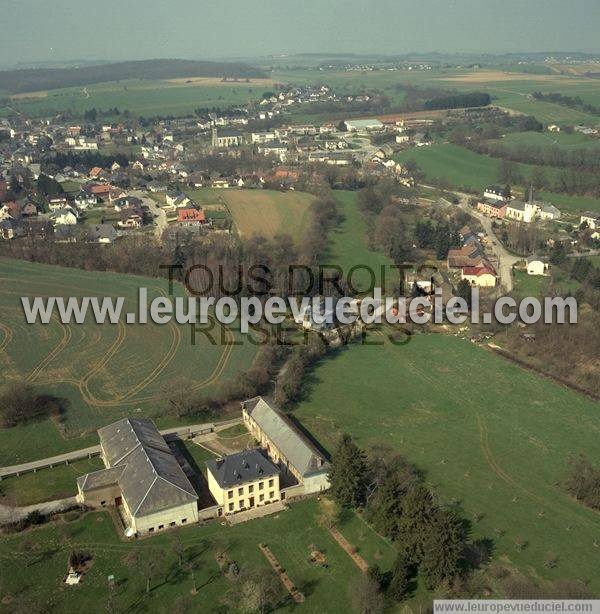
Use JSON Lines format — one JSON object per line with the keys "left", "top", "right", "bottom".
{"left": 527, "top": 256, "right": 549, "bottom": 276}
{"left": 251, "top": 131, "right": 277, "bottom": 144}
{"left": 51, "top": 208, "right": 78, "bottom": 226}
{"left": 580, "top": 212, "right": 600, "bottom": 230}
{"left": 344, "top": 118, "right": 384, "bottom": 132}
{"left": 483, "top": 186, "right": 511, "bottom": 202}
{"left": 75, "top": 192, "right": 98, "bottom": 209}
{"left": 538, "top": 203, "right": 561, "bottom": 221}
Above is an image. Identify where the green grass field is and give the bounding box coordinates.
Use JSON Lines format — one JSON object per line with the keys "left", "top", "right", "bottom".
{"left": 1, "top": 78, "right": 273, "bottom": 118}
{"left": 395, "top": 143, "right": 600, "bottom": 213}
{"left": 185, "top": 188, "right": 316, "bottom": 240}
{"left": 512, "top": 269, "right": 580, "bottom": 299}
{"left": 273, "top": 67, "right": 600, "bottom": 125}
{"left": 327, "top": 191, "right": 393, "bottom": 293}
{"left": 0, "top": 457, "right": 104, "bottom": 506}
{"left": 494, "top": 131, "right": 600, "bottom": 151}
{"left": 0, "top": 499, "right": 397, "bottom": 613}
{"left": 292, "top": 334, "right": 600, "bottom": 592}
{"left": 4, "top": 65, "right": 600, "bottom": 123}
{"left": 0, "top": 258, "right": 257, "bottom": 466}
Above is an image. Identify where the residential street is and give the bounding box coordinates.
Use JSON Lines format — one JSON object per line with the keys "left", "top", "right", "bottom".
{"left": 132, "top": 190, "right": 167, "bottom": 240}
{"left": 423, "top": 184, "right": 522, "bottom": 293}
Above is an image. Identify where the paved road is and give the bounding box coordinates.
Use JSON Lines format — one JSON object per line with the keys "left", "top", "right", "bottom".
{"left": 132, "top": 190, "right": 167, "bottom": 240}
{"left": 0, "top": 496, "right": 78, "bottom": 524}
{"left": 423, "top": 184, "right": 522, "bottom": 293}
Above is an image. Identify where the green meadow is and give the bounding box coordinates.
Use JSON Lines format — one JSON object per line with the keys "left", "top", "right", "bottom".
{"left": 293, "top": 333, "right": 600, "bottom": 592}
{"left": 395, "top": 143, "right": 600, "bottom": 213}
{"left": 0, "top": 498, "right": 398, "bottom": 613}
{"left": 328, "top": 191, "right": 393, "bottom": 293}
{"left": 2, "top": 78, "right": 270, "bottom": 118}
{"left": 0, "top": 258, "right": 257, "bottom": 466}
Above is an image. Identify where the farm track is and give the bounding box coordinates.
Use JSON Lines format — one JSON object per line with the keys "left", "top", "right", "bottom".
{"left": 0, "top": 274, "right": 237, "bottom": 408}
{"left": 26, "top": 315, "right": 72, "bottom": 383}
{"left": 477, "top": 413, "right": 600, "bottom": 535}
{"left": 476, "top": 413, "right": 545, "bottom": 506}
{"left": 0, "top": 322, "right": 13, "bottom": 352}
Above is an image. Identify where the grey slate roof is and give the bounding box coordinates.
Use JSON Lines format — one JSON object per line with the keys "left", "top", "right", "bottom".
{"left": 242, "top": 397, "right": 329, "bottom": 477}
{"left": 81, "top": 418, "right": 197, "bottom": 517}
{"left": 77, "top": 466, "right": 125, "bottom": 492}
{"left": 206, "top": 449, "right": 279, "bottom": 489}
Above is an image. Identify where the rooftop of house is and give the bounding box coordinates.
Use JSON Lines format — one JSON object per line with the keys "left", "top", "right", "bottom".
{"left": 242, "top": 396, "right": 329, "bottom": 477}
{"left": 480, "top": 198, "right": 508, "bottom": 208}
{"left": 78, "top": 418, "right": 197, "bottom": 518}
{"left": 177, "top": 208, "right": 206, "bottom": 222}
{"left": 527, "top": 255, "right": 547, "bottom": 264}
{"left": 507, "top": 200, "right": 527, "bottom": 211}
{"left": 462, "top": 265, "right": 496, "bottom": 277}
{"left": 206, "top": 449, "right": 279, "bottom": 489}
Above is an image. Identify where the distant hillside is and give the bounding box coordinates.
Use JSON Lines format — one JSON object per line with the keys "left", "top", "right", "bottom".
{"left": 0, "top": 59, "right": 268, "bottom": 94}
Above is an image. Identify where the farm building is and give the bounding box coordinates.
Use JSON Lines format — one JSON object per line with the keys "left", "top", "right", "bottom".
{"left": 461, "top": 265, "right": 497, "bottom": 287}
{"left": 77, "top": 418, "right": 199, "bottom": 536}
{"left": 344, "top": 118, "right": 384, "bottom": 132}
{"left": 242, "top": 396, "right": 330, "bottom": 494}
{"left": 527, "top": 256, "right": 549, "bottom": 276}
{"left": 483, "top": 185, "right": 511, "bottom": 202}
{"left": 206, "top": 449, "right": 281, "bottom": 515}
{"left": 477, "top": 198, "right": 507, "bottom": 219}
{"left": 580, "top": 212, "right": 600, "bottom": 230}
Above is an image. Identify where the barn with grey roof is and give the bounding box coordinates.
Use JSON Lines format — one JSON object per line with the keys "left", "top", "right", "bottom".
{"left": 242, "top": 396, "right": 330, "bottom": 494}
{"left": 77, "top": 418, "right": 199, "bottom": 536}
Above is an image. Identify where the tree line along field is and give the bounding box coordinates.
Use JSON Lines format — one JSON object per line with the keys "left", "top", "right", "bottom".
{"left": 292, "top": 333, "right": 600, "bottom": 593}
{"left": 272, "top": 66, "right": 600, "bottom": 124}
{"left": 184, "top": 188, "right": 316, "bottom": 240}
{"left": 394, "top": 143, "right": 600, "bottom": 214}
{"left": 0, "top": 498, "right": 401, "bottom": 613}
{"left": 0, "top": 258, "right": 257, "bottom": 466}
{"left": 1, "top": 78, "right": 274, "bottom": 118}
{"left": 328, "top": 191, "right": 393, "bottom": 293}
{"left": 3, "top": 64, "right": 600, "bottom": 122}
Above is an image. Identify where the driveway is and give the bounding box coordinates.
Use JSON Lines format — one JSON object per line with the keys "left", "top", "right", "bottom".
{"left": 131, "top": 190, "right": 167, "bottom": 240}
{"left": 0, "top": 496, "right": 78, "bottom": 524}
{"left": 423, "top": 184, "right": 522, "bottom": 293}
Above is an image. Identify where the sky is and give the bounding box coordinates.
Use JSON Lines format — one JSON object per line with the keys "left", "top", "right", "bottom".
{"left": 2, "top": 0, "right": 600, "bottom": 66}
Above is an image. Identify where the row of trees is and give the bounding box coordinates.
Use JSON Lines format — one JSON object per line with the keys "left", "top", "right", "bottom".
{"left": 357, "top": 180, "right": 415, "bottom": 268}
{"left": 564, "top": 455, "right": 600, "bottom": 511}
{"left": 414, "top": 219, "right": 462, "bottom": 260}
{"left": 494, "top": 157, "right": 600, "bottom": 197}
{"left": 328, "top": 435, "right": 475, "bottom": 601}
{"left": 424, "top": 92, "right": 491, "bottom": 111}
{"left": 83, "top": 107, "right": 128, "bottom": 121}
{"left": 531, "top": 91, "right": 600, "bottom": 116}
{"left": 472, "top": 139, "right": 600, "bottom": 173}
{"left": 0, "top": 382, "right": 64, "bottom": 428}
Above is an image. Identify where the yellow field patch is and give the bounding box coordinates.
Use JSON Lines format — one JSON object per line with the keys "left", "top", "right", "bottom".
{"left": 219, "top": 189, "right": 315, "bottom": 239}
{"left": 11, "top": 90, "right": 49, "bottom": 100}
{"left": 165, "top": 77, "right": 276, "bottom": 86}
{"left": 435, "top": 70, "right": 597, "bottom": 84}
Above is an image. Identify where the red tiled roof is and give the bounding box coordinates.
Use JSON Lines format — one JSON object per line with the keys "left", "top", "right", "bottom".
{"left": 177, "top": 208, "right": 206, "bottom": 223}
{"left": 462, "top": 266, "right": 496, "bottom": 277}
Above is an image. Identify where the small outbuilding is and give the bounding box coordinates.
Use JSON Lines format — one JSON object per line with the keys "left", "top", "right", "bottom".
{"left": 527, "top": 256, "right": 549, "bottom": 276}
